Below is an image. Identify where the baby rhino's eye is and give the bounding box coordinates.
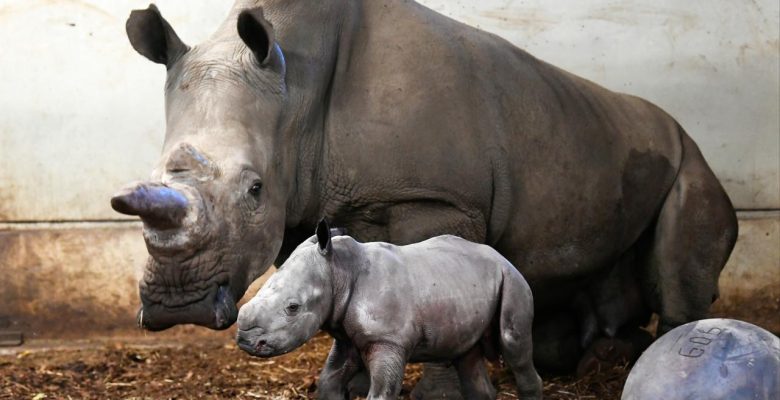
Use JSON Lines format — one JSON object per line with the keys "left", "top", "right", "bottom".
{"left": 285, "top": 303, "right": 300, "bottom": 315}
{"left": 248, "top": 181, "right": 262, "bottom": 197}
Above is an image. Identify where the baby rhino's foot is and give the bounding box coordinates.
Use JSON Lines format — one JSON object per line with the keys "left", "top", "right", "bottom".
{"left": 410, "top": 364, "right": 463, "bottom": 400}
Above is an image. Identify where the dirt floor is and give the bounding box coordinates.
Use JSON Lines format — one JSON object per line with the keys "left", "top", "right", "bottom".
{"left": 0, "top": 332, "right": 629, "bottom": 400}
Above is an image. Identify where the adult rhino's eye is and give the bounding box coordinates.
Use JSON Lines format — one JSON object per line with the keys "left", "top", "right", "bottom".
{"left": 285, "top": 303, "right": 300, "bottom": 315}
{"left": 248, "top": 181, "right": 262, "bottom": 197}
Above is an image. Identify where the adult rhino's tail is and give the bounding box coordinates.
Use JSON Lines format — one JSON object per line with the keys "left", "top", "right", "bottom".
{"left": 640, "top": 128, "right": 738, "bottom": 335}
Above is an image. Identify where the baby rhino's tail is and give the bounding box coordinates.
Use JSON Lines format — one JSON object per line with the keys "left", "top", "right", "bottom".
{"left": 498, "top": 264, "right": 543, "bottom": 399}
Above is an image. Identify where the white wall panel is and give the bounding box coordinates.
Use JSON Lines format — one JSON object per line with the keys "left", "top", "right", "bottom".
{"left": 0, "top": 0, "right": 777, "bottom": 221}
{"left": 0, "top": 1, "right": 229, "bottom": 221}
{"left": 423, "top": 0, "right": 780, "bottom": 209}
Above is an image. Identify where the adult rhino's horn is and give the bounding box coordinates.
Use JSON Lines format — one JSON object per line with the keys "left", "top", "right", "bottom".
{"left": 111, "top": 182, "right": 189, "bottom": 230}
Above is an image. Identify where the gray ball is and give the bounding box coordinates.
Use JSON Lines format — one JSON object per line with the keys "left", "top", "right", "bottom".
{"left": 622, "top": 318, "right": 780, "bottom": 400}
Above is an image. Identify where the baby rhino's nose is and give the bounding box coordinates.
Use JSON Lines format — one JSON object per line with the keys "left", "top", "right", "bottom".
{"left": 236, "top": 329, "right": 260, "bottom": 344}
{"left": 236, "top": 332, "right": 251, "bottom": 346}
{"left": 236, "top": 327, "right": 265, "bottom": 353}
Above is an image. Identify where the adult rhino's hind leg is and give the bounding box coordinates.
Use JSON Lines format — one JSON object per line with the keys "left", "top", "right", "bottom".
{"left": 498, "top": 267, "right": 543, "bottom": 400}
{"left": 643, "top": 133, "right": 738, "bottom": 335}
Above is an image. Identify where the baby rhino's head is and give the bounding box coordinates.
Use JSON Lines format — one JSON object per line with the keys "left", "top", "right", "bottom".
{"left": 236, "top": 220, "right": 335, "bottom": 357}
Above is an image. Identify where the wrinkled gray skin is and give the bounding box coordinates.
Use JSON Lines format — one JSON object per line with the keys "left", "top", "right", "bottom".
{"left": 111, "top": 0, "right": 738, "bottom": 386}
{"left": 237, "top": 225, "right": 542, "bottom": 400}
{"left": 622, "top": 319, "right": 780, "bottom": 400}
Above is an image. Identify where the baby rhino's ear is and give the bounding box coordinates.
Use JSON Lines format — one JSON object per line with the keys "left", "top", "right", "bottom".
{"left": 316, "top": 219, "right": 332, "bottom": 256}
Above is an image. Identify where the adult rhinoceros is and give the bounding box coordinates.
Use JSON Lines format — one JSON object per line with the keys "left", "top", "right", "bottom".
{"left": 112, "top": 0, "right": 738, "bottom": 395}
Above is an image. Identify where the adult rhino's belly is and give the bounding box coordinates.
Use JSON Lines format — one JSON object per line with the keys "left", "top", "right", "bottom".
{"left": 501, "top": 145, "right": 679, "bottom": 283}
{"left": 496, "top": 150, "right": 678, "bottom": 313}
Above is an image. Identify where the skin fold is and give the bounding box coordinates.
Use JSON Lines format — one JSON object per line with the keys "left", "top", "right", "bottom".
{"left": 237, "top": 222, "right": 543, "bottom": 400}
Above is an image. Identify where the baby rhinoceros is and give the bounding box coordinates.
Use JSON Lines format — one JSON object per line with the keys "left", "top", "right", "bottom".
{"left": 236, "top": 220, "right": 543, "bottom": 400}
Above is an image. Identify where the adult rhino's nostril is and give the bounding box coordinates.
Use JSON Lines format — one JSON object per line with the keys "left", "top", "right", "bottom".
{"left": 213, "top": 285, "right": 238, "bottom": 330}
{"left": 257, "top": 339, "right": 267, "bottom": 348}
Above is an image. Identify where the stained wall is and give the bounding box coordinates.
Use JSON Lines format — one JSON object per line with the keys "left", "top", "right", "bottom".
{"left": 0, "top": 0, "right": 777, "bottom": 337}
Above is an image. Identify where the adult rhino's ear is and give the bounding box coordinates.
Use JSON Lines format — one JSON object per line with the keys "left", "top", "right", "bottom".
{"left": 316, "top": 219, "right": 332, "bottom": 256}
{"left": 330, "top": 227, "right": 348, "bottom": 237}
{"left": 237, "top": 7, "right": 276, "bottom": 66}
{"left": 126, "top": 4, "right": 188, "bottom": 67}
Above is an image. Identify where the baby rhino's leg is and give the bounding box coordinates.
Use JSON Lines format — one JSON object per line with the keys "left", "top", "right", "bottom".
{"left": 454, "top": 345, "right": 496, "bottom": 400}
{"left": 362, "top": 343, "right": 408, "bottom": 400}
{"left": 318, "top": 339, "right": 363, "bottom": 400}
{"left": 498, "top": 270, "right": 543, "bottom": 399}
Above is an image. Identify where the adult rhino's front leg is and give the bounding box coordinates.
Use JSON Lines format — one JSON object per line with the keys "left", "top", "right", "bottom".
{"left": 390, "top": 202, "right": 488, "bottom": 400}
{"left": 338, "top": 199, "right": 488, "bottom": 246}
{"left": 338, "top": 200, "right": 488, "bottom": 400}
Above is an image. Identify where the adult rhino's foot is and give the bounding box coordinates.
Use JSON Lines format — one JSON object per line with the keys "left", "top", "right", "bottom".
{"left": 347, "top": 371, "right": 369, "bottom": 399}
{"left": 532, "top": 313, "right": 582, "bottom": 373}
{"left": 410, "top": 363, "right": 463, "bottom": 400}
{"left": 575, "top": 328, "right": 653, "bottom": 377}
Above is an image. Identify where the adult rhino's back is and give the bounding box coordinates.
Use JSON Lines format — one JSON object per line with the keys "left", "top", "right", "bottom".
{"left": 326, "top": 0, "right": 683, "bottom": 282}
{"left": 492, "top": 60, "right": 685, "bottom": 283}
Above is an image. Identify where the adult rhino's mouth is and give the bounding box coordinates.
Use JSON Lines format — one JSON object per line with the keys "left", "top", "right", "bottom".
{"left": 136, "top": 256, "right": 241, "bottom": 330}
{"left": 138, "top": 284, "right": 238, "bottom": 331}
{"left": 136, "top": 249, "right": 241, "bottom": 331}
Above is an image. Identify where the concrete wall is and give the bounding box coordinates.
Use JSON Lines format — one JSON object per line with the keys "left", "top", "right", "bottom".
{"left": 1, "top": 0, "right": 778, "bottom": 338}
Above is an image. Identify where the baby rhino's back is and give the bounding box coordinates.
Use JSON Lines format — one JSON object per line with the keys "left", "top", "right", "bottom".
{"left": 351, "top": 235, "right": 508, "bottom": 361}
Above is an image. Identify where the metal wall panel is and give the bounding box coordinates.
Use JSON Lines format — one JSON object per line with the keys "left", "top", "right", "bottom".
{"left": 0, "top": 216, "right": 774, "bottom": 338}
